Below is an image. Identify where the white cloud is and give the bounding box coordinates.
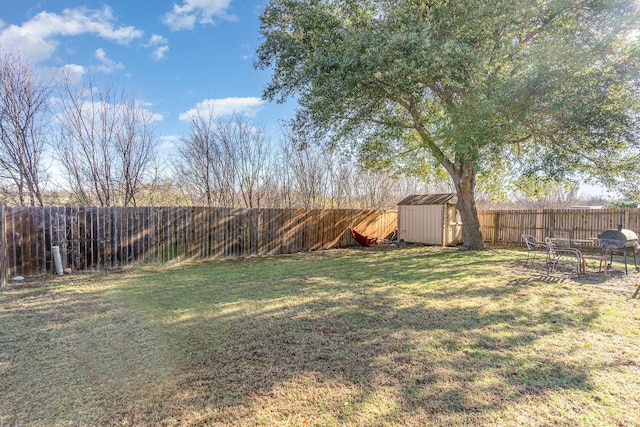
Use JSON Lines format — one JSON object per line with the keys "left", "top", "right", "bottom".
{"left": 50, "top": 98, "right": 164, "bottom": 129}
{"left": 0, "top": 6, "right": 143, "bottom": 62}
{"left": 148, "top": 34, "right": 168, "bottom": 46}
{"left": 94, "top": 48, "right": 125, "bottom": 73}
{"left": 95, "top": 48, "right": 107, "bottom": 61}
{"left": 159, "top": 134, "right": 181, "bottom": 151}
{"left": 148, "top": 109, "right": 165, "bottom": 123}
{"left": 146, "top": 34, "right": 169, "bottom": 60}
{"left": 135, "top": 100, "right": 164, "bottom": 123}
{"left": 162, "top": 0, "right": 236, "bottom": 31}
{"left": 179, "top": 97, "right": 265, "bottom": 120}
{"left": 58, "top": 63, "right": 86, "bottom": 84}
{"left": 152, "top": 45, "right": 170, "bottom": 61}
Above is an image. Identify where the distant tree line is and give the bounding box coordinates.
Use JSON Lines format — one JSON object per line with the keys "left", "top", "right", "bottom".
{"left": 0, "top": 51, "right": 450, "bottom": 209}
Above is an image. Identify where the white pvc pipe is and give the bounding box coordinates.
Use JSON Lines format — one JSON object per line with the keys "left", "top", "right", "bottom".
{"left": 52, "top": 246, "right": 64, "bottom": 276}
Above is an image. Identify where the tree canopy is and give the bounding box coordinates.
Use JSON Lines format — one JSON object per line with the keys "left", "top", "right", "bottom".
{"left": 256, "top": 0, "right": 640, "bottom": 249}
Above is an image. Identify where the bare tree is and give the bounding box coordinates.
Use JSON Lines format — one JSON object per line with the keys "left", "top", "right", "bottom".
{"left": 276, "top": 129, "right": 455, "bottom": 209}
{"left": 513, "top": 185, "right": 581, "bottom": 210}
{"left": 175, "top": 109, "right": 231, "bottom": 206}
{"left": 277, "top": 130, "right": 336, "bottom": 209}
{"left": 395, "top": 176, "right": 453, "bottom": 200}
{"left": 325, "top": 154, "right": 353, "bottom": 208}
{"left": 0, "top": 51, "right": 50, "bottom": 206}
{"left": 116, "top": 97, "right": 157, "bottom": 206}
{"left": 350, "top": 169, "right": 398, "bottom": 209}
{"left": 175, "top": 110, "right": 273, "bottom": 208}
{"left": 216, "top": 114, "right": 272, "bottom": 208}
{"left": 55, "top": 73, "right": 157, "bottom": 206}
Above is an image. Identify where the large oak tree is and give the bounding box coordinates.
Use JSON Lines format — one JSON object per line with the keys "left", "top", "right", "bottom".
{"left": 256, "top": 0, "right": 639, "bottom": 249}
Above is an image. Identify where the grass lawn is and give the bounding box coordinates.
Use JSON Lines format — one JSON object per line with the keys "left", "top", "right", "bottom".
{"left": 1, "top": 246, "right": 639, "bottom": 426}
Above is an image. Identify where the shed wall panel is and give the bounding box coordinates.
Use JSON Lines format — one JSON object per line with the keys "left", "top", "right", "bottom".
{"left": 399, "top": 205, "right": 445, "bottom": 245}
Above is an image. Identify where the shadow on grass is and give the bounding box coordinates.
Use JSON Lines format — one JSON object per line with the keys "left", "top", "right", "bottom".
{"left": 99, "top": 248, "right": 603, "bottom": 424}
{"left": 0, "top": 248, "right": 609, "bottom": 425}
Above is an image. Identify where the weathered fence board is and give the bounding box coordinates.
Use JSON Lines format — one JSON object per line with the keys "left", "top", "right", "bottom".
{"left": 6, "top": 205, "right": 634, "bottom": 282}
{"left": 478, "top": 208, "right": 640, "bottom": 248}
{"left": 0, "top": 206, "right": 398, "bottom": 278}
{"left": 0, "top": 203, "right": 5, "bottom": 287}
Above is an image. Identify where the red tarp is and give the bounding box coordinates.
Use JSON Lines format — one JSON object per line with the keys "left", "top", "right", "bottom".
{"left": 349, "top": 227, "right": 378, "bottom": 247}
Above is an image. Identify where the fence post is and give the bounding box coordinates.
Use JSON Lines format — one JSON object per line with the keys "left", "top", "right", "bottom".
{"left": 535, "top": 209, "right": 544, "bottom": 241}
{"left": 492, "top": 212, "right": 499, "bottom": 244}
{"left": 0, "top": 202, "right": 6, "bottom": 288}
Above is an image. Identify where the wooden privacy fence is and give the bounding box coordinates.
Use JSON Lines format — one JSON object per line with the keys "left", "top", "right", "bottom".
{"left": 0, "top": 203, "right": 5, "bottom": 287}
{"left": 0, "top": 206, "right": 397, "bottom": 279}
{"left": 478, "top": 208, "right": 640, "bottom": 246}
{"left": 4, "top": 205, "right": 640, "bottom": 282}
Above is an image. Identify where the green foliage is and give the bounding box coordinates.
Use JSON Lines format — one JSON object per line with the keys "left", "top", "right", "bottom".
{"left": 609, "top": 200, "right": 640, "bottom": 208}
{"left": 257, "top": 0, "right": 638, "bottom": 249}
{"left": 256, "top": 0, "right": 640, "bottom": 193}
{"left": 512, "top": 176, "right": 579, "bottom": 201}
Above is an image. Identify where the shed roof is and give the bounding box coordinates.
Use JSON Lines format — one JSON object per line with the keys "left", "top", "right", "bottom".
{"left": 397, "top": 193, "right": 457, "bottom": 206}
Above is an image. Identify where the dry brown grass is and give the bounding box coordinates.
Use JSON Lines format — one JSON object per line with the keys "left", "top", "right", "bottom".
{"left": 1, "top": 246, "right": 639, "bottom": 426}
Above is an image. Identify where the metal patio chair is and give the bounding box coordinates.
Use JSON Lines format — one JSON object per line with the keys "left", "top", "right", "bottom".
{"left": 544, "top": 237, "right": 582, "bottom": 274}
{"left": 548, "top": 227, "right": 572, "bottom": 248}
{"left": 522, "top": 234, "right": 547, "bottom": 264}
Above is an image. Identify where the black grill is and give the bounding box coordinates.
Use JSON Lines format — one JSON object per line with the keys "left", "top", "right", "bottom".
{"left": 597, "top": 226, "right": 639, "bottom": 274}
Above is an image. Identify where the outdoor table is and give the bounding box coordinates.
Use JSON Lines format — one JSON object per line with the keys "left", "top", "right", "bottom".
{"left": 549, "top": 238, "right": 598, "bottom": 247}
{"left": 548, "top": 237, "right": 598, "bottom": 248}
{"left": 571, "top": 238, "right": 598, "bottom": 246}
{"left": 549, "top": 237, "right": 572, "bottom": 247}
{"left": 573, "top": 238, "right": 606, "bottom": 274}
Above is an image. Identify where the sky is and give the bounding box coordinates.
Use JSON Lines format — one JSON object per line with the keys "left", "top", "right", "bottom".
{"left": 0, "top": 0, "right": 295, "bottom": 150}
{"left": 0, "top": 0, "right": 615, "bottom": 199}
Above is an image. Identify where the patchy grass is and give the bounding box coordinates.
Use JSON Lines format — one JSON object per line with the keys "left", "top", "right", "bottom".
{"left": 1, "top": 246, "right": 639, "bottom": 426}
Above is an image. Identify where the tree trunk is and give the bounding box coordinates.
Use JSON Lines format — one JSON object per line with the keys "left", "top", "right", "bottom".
{"left": 451, "top": 162, "right": 486, "bottom": 250}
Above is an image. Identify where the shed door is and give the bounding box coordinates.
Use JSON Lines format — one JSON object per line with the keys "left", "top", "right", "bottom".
{"left": 444, "top": 204, "right": 463, "bottom": 245}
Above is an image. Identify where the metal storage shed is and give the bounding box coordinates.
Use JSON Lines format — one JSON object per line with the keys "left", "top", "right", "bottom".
{"left": 397, "top": 193, "right": 463, "bottom": 246}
